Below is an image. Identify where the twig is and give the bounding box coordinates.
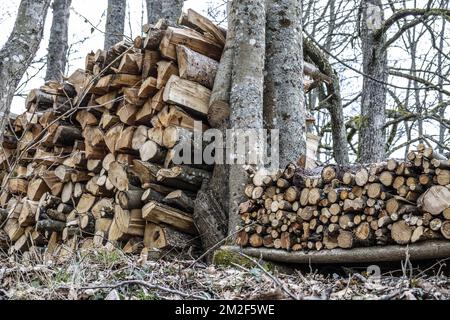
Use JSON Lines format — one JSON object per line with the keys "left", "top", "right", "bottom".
{"left": 76, "top": 280, "right": 208, "bottom": 300}
{"left": 235, "top": 251, "right": 298, "bottom": 300}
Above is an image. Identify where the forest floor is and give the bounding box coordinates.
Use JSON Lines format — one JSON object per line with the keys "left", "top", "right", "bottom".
{"left": 1, "top": 248, "right": 450, "bottom": 300}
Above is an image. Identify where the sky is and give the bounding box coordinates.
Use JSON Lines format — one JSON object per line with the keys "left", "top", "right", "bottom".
{"left": 0, "top": 0, "right": 216, "bottom": 114}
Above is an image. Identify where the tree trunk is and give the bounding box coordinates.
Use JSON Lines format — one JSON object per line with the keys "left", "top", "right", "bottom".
{"left": 45, "top": 0, "right": 71, "bottom": 82}
{"left": 193, "top": 2, "right": 235, "bottom": 256}
{"left": 303, "top": 38, "right": 349, "bottom": 165}
{"left": 0, "top": 0, "right": 51, "bottom": 138}
{"left": 104, "top": 0, "right": 126, "bottom": 50}
{"left": 161, "top": 0, "right": 184, "bottom": 26}
{"left": 264, "top": 0, "right": 305, "bottom": 168}
{"left": 146, "top": 0, "right": 162, "bottom": 25}
{"left": 437, "top": 1, "right": 447, "bottom": 153}
{"left": 221, "top": 240, "right": 450, "bottom": 263}
{"left": 359, "top": 0, "right": 388, "bottom": 163}
{"left": 410, "top": 38, "right": 422, "bottom": 142}
{"left": 228, "top": 0, "right": 266, "bottom": 237}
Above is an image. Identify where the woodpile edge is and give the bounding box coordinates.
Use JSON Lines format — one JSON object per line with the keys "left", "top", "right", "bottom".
{"left": 0, "top": 10, "right": 227, "bottom": 261}
{"left": 237, "top": 146, "right": 450, "bottom": 252}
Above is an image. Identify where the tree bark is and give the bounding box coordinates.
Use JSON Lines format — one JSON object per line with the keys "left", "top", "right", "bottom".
{"left": 161, "top": 0, "right": 184, "bottom": 26}
{"left": 45, "top": 0, "right": 71, "bottom": 82}
{"left": 0, "top": 0, "right": 51, "bottom": 138}
{"left": 146, "top": 0, "right": 162, "bottom": 25}
{"left": 303, "top": 38, "right": 349, "bottom": 165}
{"left": 409, "top": 34, "right": 422, "bottom": 142}
{"left": 437, "top": 0, "right": 447, "bottom": 153}
{"left": 359, "top": 0, "right": 388, "bottom": 163}
{"left": 228, "top": 0, "right": 266, "bottom": 237}
{"left": 193, "top": 2, "right": 235, "bottom": 257}
{"left": 264, "top": 0, "right": 305, "bottom": 168}
{"left": 104, "top": 0, "right": 126, "bottom": 50}
{"left": 221, "top": 240, "right": 450, "bottom": 263}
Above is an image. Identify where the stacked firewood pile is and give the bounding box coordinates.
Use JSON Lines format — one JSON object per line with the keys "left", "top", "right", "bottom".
{"left": 0, "top": 10, "right": 227, "bottom": 259}
{"left": 238, "top": 146, "right": 450, "bottom": 251}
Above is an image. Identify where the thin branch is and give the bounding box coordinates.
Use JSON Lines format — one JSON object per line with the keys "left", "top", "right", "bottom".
{"left": 75, "top": 280, "right": 208, "bottom": 300}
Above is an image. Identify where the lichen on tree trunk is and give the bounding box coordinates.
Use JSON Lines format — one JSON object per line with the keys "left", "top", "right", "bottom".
{"left": 359, "top": 0, "right": 388, "bottom": 163}
{"left": 146, "top": 0, "right": 162, "bottom": 25}
{"left": 228, "top": 0, "right": 266, "bottom": 237}
{"left": 0, "top": 0, "right": 51, "bottom": 139}
{"left": 45, "top": 0, "right": 71, "bottom": 82}
{"left": 161, "top": 0, "right": 184, "bottom": 26}
{"left": 264, "top": 0, "right": 305, "bottom": 168}
{"left": 104, "top": 0, "right": 126, "bottom": 50}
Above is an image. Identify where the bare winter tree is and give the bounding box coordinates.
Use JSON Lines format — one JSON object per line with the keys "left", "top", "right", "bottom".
{"left": 301, "top": 0, "right": 353, "bottom": 165}
{"left": 359, "top": 0, "right": 388, "bottom": 163}
{"left": 228, "top": 0, "right": 266, "bottom": 235}
{"left": 437, "top": 0, "right": 448, "bottom": 153}
{"left": 104, "top": 0, "right": 126, "bottom": 50}
{"left": 45, "top": 0, "right": 71, "bottom": 82}
{"left": 357, "top": 1, "right": 450, "bottom": 161}
{"left": 146, "top": 0, "right": 162, "bottom": 25}
{"left": 161, "top": 0, "right": 184, "bottom": 25}
{"left": 303, "top": 37, "right": 349, "bottom": 165}
{"left": 0, "top": 0, "right": 51, "bottom": 138}
{"left": 264, "top": 0, "right": 306, "bottom": 168}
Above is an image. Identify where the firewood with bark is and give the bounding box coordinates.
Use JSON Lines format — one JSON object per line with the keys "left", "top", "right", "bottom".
{"left": 0, "top": 11, "right": 227, "bottom": 258}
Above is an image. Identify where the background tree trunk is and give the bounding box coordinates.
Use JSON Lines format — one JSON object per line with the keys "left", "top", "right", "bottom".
{"left": 264, "top": 0, "right": 305, "bottom": 168}
{"left": 146, "top": 0, "right": 162, "bottom": 25}
{"left": 45, "top": 0, "right": 71, "bottom": 82}
{"left": 161, "top": 0, "right": 184, "bottom": 26}
{"left": 320, "top": 74, "right": 348, "bottom": 165}
{"left": 438, "top": 0, "right": 447, "bottom": 153}
{"left": 307, "top": 0, "right": 349, "bottom": 166}
{"left": 359, "top": 0, "right": 388, "bottom": 163}
{"left": 228, "top": 0, "right": 266, "bottom": 236}
{"left": 104, "top": 0, "right": 126, "bottom": 50}
{"left": 409, "top": 31, "right": 422, "bottom": 142}
{"left": 0, "top": 0, "right": 51, "bottom": 138}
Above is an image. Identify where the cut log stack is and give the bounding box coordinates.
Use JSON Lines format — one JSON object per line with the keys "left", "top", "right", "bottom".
{"left": 237, "top": 145, "right": 450, "bottom": 251}
{"left": 0, "top": 10, "right": 229, "bottom": 258}
{"left": 0, "top": 10, "right": 326, "bottom": 260}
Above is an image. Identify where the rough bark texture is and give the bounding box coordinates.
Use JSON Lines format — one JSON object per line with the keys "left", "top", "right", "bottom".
{"left": 264, "top": 0, "right": 305, "bottom": 168}
{"left": 222, "top": 240, "right": 450, "bottom": 263}
{"left": 161, "top": 0, "right": 184, "bottom": 26}
{"left": 0, "top": 0, "right": 51, "bottom": 138}
{"left": 146, "top": 0, "right": 162, "bottom": 25}
{"left": 303, "top": 38, "right": 349, "bottom": 165}
{"left": 228, "top": 0, "right": 265, "bottom": 237}
{"left": 177, "top": 45, "right": 219, "bottom": 89}
{"left": 194, "top": 2, "right": 235, "bottom": 255}
{"left": 104, "top": 0, "right": 126, "bottom": 50}
{"left": 437, "top": 4, "right": 446, "bottom": 153}
{"left": 359, "top": 0, "right": 388, "bottom": 163}
{"left": 45, "top": 0, "right": 71, "bottom": 82}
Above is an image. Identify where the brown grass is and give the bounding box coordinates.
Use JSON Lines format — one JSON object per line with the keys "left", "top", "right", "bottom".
{"left": 1, "top": 248, "right": 449, "bottom": 300}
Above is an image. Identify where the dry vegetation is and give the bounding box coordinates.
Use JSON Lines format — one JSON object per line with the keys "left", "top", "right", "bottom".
{"left": 1, "top": 248, "right": 450, "bottom": 300}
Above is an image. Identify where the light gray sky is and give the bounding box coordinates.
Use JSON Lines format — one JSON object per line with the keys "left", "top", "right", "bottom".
{"left": 0, "top": 0, "right": 214, "bottom": 114}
